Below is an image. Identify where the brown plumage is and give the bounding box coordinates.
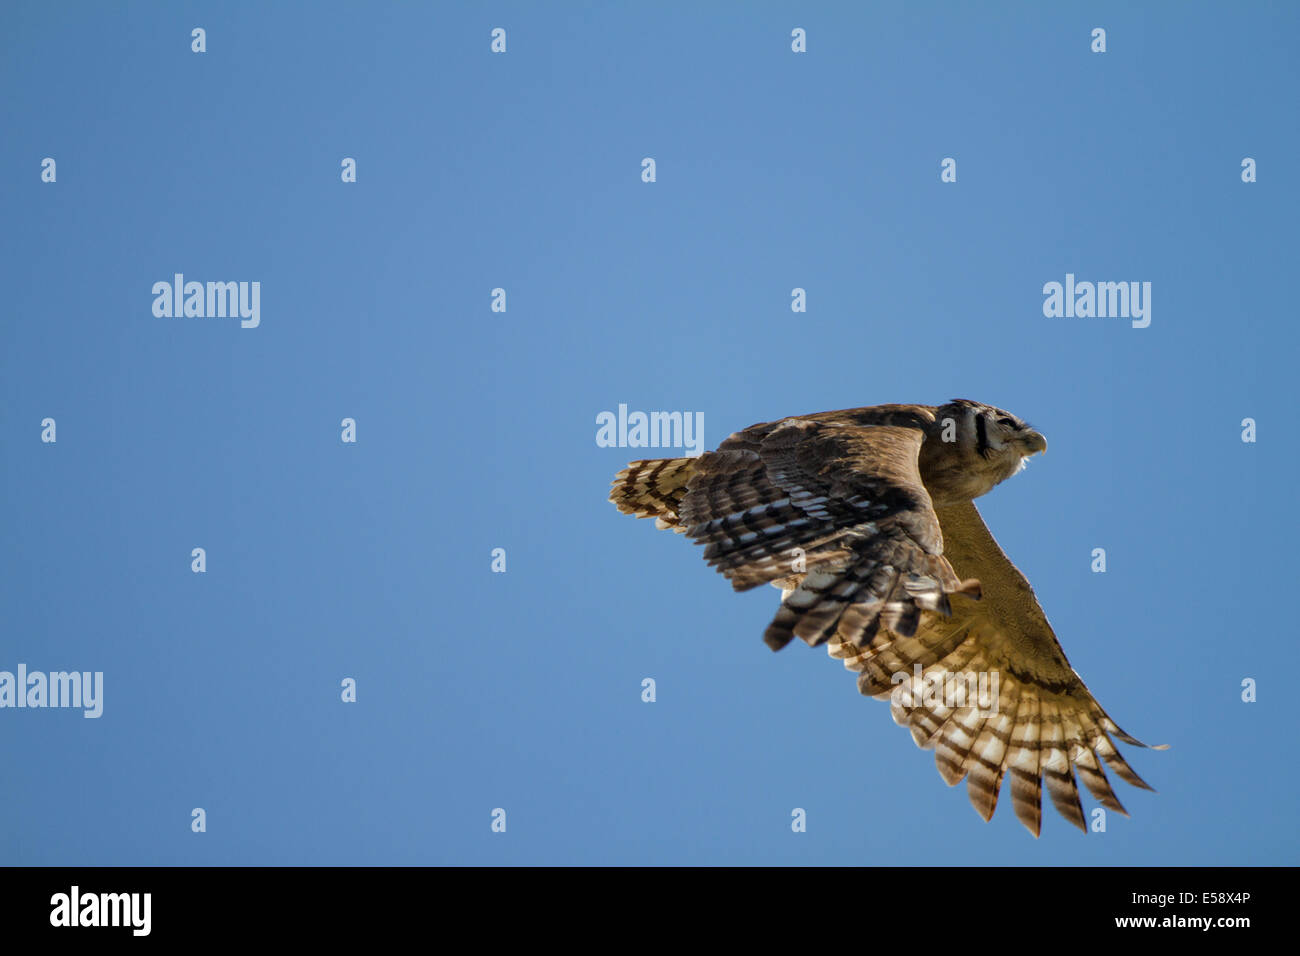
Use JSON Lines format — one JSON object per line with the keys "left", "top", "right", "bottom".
{"left": 609, "top": 400, "right": 1166, "bottom": 836}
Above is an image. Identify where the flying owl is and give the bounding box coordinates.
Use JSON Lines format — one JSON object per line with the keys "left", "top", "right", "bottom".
{"left": 609, "top": 400, "right": 1165, "bottom": 836}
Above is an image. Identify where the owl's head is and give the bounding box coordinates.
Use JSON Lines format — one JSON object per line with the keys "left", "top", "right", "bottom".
{"left": 921, "top": 399, "right": 1048, "bottom": 504}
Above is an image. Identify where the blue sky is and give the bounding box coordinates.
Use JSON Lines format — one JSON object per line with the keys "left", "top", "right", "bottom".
{"left": 1, "top": 1, "right": 1295, "bottom": 865}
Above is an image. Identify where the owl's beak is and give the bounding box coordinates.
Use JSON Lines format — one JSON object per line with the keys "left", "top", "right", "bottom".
{"left": 1020, "top": 431, "right": 1047, "bottom": 455}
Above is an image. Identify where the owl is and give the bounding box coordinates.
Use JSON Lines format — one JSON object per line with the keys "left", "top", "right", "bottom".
{"left": 609, "top": 400, "right": 1165, "bottom": 836}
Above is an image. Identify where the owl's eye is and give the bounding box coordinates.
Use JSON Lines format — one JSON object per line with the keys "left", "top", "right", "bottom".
{"left": 997, "top": 417, "right": 1018, "bottom": 428}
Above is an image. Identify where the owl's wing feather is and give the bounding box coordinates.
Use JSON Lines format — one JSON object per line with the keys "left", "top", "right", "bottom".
{"left": 829, "top": 499, "right": 1165, "bottom": 835}
{"left": 677, "top": 416, "right": 979, "bottom": 651}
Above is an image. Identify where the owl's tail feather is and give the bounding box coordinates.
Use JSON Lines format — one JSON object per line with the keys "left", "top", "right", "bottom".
{"left": 609, "top": 457, "right": 698, "bottom": 533}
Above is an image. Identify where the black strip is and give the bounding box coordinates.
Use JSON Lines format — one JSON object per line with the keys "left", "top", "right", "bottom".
{"left": 2, "top": 865, "right": 1280, "bottom": 937}
{"left": 975, "top": 412, "right": 990, "bottom": 458}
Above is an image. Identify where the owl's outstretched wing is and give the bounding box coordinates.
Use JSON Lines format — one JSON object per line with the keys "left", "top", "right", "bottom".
{"left": 829, "top": 499, "right": 1165, "bottom": 836}
{"left": 668, "top": 413, "right": 981, "bottom": 651}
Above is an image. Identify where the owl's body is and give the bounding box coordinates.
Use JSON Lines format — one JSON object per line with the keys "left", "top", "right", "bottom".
{"left": 610, "top": 400, "right": 1163, "bottom": 836}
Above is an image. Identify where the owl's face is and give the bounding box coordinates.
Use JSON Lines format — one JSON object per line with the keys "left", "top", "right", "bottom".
{"left": 921, "top": 400, "right": 1047, "bottom": 503}
{"left": 967, "top": 402, "right": 1047, "bottom": 460}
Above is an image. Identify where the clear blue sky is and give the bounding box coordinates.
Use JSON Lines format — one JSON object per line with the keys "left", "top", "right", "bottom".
{"left": 2, "top": 2, "right": 1295, "bottom": 865}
